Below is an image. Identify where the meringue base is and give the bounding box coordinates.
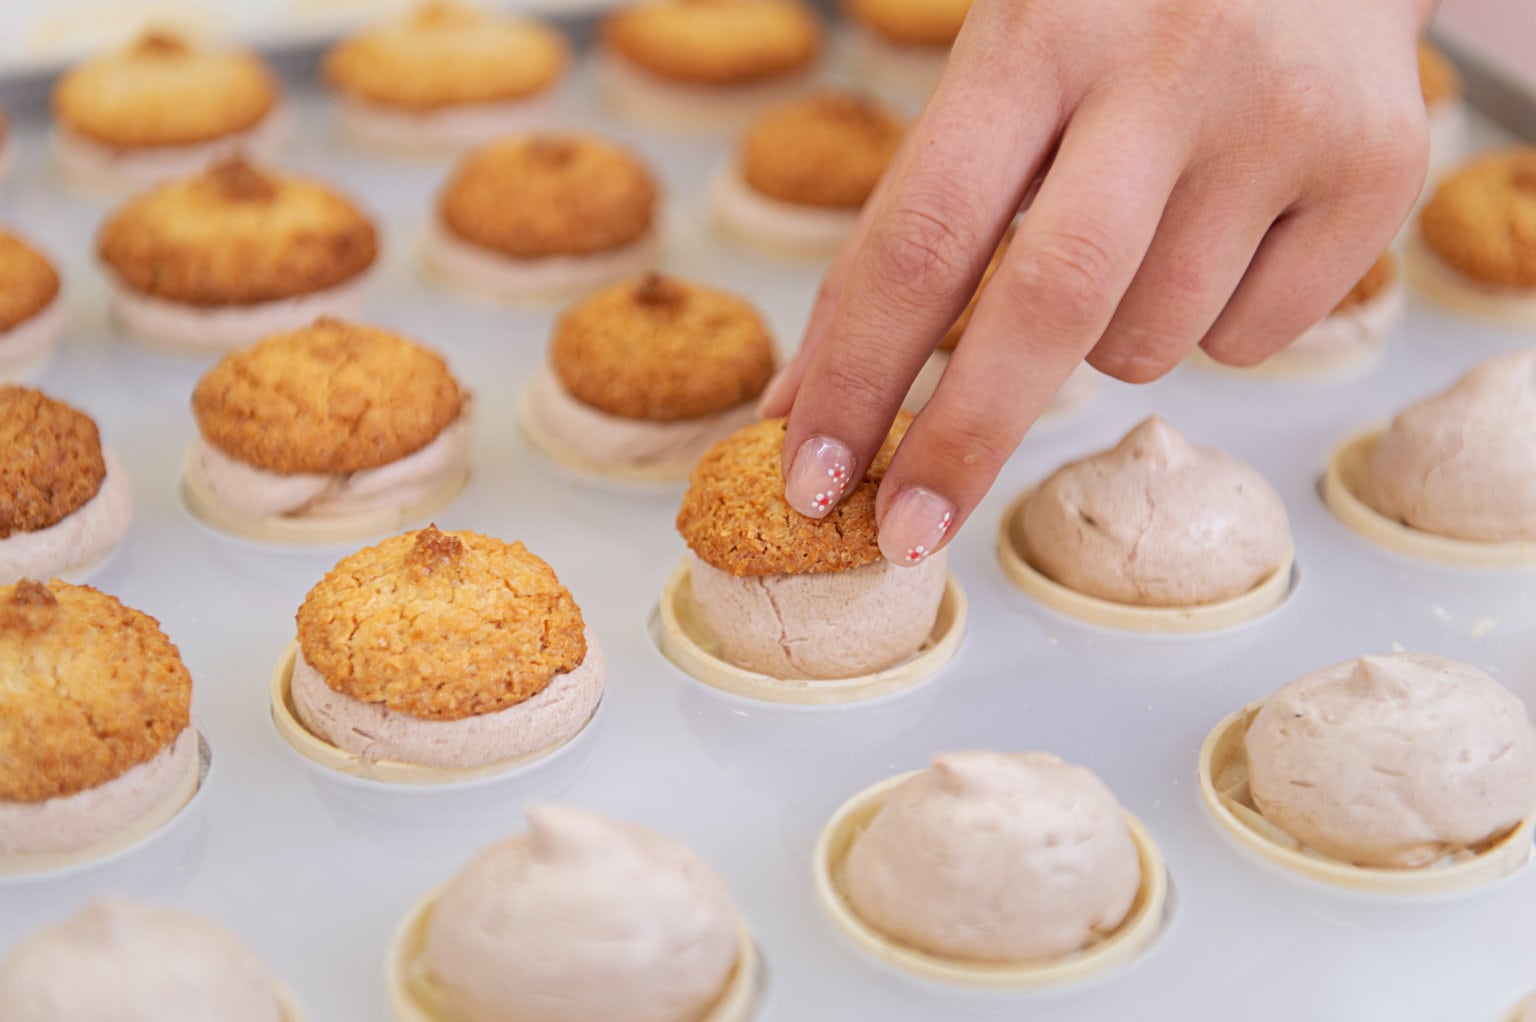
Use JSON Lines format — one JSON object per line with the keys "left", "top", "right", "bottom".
{"left": 51, "top": 107, "right": 287, "bottom": 197}
{"left": 709, "top": 161, "right": 861, "bottom": 258}
{"left": 181, "top": 447, "right": 469, "bottom": 546}
{"left": 0, "top": 298, "right": 65, "bottom": 383}
{"left": 592, "top": 48, "right": 815, "bottom": 131}
{"left": 269, "top": 642, "right": 603, "bottom": 785}
{"left": 337, "top": 92, "right": 558, "bottom": 156}
{"left": 814, "top": 771, "right": 1168, "bottom": 991}
{"left": 109, "top": 272, "right": 370, "bottom": 354}
{"left": 1198, "top": 704, "right": 1536, "bottom": 897}
{"left": 386, "top": 889, "right": 761, "bottom": 1022}
{"left": 420, "top": 215, "right": 659, "bottom": 304}
{"left": 997, "top": 490, "right": 1294, "bottom": 634}
{"left": 1403, "top": 231, "right": 1536, "bottom": 327}
{"left": 655, "top": 560, "right": 966, "bottom": 705}
{"left": 0, "top": 730, "right": 205, "bottom": 878}
{"left": 1321, "top": 429, "right": 1536, "bottom": 569}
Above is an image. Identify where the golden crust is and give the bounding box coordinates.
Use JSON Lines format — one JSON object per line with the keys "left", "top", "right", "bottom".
{"left": 739, "top": 91, "right": 903, "bottom": 208}
{"left": 846, "top": 0, "right": 972, "bottom": 46}
{"left": 437, "top": 135, "right": 658, "bottom": 259}
{"left": 52, "top": 31, "right": 278, "bottom": 149}
{"left": 1418, "top": 40, "right": 1460, "bottom": 109}
{"left": 939, "top": 224, "right": 1014, "bottom": 352}
{"left": 603, "top": 0, "right": 822, "bottom": 85}
{"left": 295, "top": 527, "right": 588, "bottom": 722}
{"left": 323, "top": 2, "right": 570, "bottom": 111}
{"left": 1419, "top": 148, "right": 1536, "bottom": 289}
{"left": 0, "top": 230, "right": 60, "bottom": 333}
{"left": 1333, "top": 252, "right": 1395, "bottom": 312}
{"left": 96, "top": 157, "right": 377, "bottom": 307}
{"left": 676, "top": 415, "right": 910, "bottom": 576}
{"left": 550, "top": 274, "right": 776, "bottom": 422}
{"left": 0, "top": 386, "right": 105, "bottom": 539}
{"left": 0, "top": 580, "right": 191, "bottom": 804}
{"left": 192, "top": 318, "right": 465, "bottom": 475}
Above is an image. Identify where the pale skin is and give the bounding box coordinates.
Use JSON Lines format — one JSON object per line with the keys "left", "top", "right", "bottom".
{"left": 760, "top": 0, "right": 1437, "bottom": 566}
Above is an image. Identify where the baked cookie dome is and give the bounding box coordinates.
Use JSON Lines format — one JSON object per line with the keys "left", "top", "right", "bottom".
{"left": 846, "top": 0, "right": 973, "bottom": 47}
{"left": 739, "top": 91, "right": 902, "bottom": 208}
{"left": 603, "top": 0, "right": 821, "bottom": 85}
{"left": 1418, "top": 148, "right": 1536, "bottom": 291}
{"left": 0, "top": 230, "right": 59, "bottom": 335}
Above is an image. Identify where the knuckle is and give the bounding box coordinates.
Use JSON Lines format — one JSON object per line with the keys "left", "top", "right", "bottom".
{"left": 817, "top": 349, "right": 905, "bottom": 412}
{"left": 997, "top": 227, "right": 1123, "bottom": 333}
{"left": 875, "top": 191, "right": 983, "bottom": 298}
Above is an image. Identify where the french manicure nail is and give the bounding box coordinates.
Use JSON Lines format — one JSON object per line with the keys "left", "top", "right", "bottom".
{"left": 784, "top": 435, "right": 855, "bottom": 518}
{"left": 755, "top": 367, "right": 792, "bottom": 419}
{"left": 879, "top": 485, "right": 956, "bottom": 566}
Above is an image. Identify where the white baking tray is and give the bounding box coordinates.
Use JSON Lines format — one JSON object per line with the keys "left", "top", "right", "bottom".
{"left": 1, "top": 51, "right": 1535, "bottom": 1022}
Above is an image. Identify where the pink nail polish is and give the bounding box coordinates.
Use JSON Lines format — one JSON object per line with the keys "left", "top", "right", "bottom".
{"left": 879, "top": 486, "right": 956, "bottom": 566}
{"left": 785, "top": 435, "right": 855, "bottom": 518}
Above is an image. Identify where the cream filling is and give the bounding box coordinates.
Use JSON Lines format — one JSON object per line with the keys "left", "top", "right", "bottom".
{"left": 337, "top": 92, "right": 559, "bottom": 154}
{"left": 710, "top": 160, "right": 861, "bottom": 255}
{"left": 291, "top": 629, "right": 603, "bottom": 769}
{"left": 421, "top": 215, "right": 659, "bottom": 303}
{"left": 52, "top": 106, "right": 287, "bottom": 197}
{"left": 0, "top": 449, "right": 132, "bottom": 586}
{"left": 688, "top": 551, "right": 948, "bottom": 680}
{"left": 108, "top": 271, "right": 370, "bottom": 353}
{"left": 904, "top": 354, "right": 1099, "bottom": 418}
{"left": 592, "top": 48, "right": 817, "bottom": 129}
{"left": 843, "top": 24, "right": 949, "bottom": 103}
{"left": 0, "top": 298, "right": 65, "bottom": 382}
{"left": 0, "top": 729, "right": 194, "bottom": 856}
{"left": 1264, "top": 276, "right": 1406, "bottom": 372}
{"left": 525, "top": 363, "right": 757, "bottom": 471}
{"left": 186, "top": 413, "right": 470, "bottom": 521}
{"left": 1405, "top": 230, "right": 1536, "bottom": 325}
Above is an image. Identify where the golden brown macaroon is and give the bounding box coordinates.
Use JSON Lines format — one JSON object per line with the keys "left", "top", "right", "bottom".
{"left": 324, "top": 1, "right": 569, "bottom": 111}
{"left": 846, "top": 0, "right": 973, "bottom": 47}
{"left": 550, "top": 273, "right": 775, "bottom": 421}
{"left": 739, "top": 91, "right": 903, "bottom": 208}
{"left": 1418, "top": 40, "right": 1460, "bottom": 109}
{"left": 437, "top": 135, "right": 658, "bottom": 259}
{"left": 604, "top": 0, "right": 822, "bottom": 85}
{"left": 52, "top": 30, "right": 278, "bottom": 149}
{"left": 296, "top": 526, "right": 587, "bottom": 721}
{"left": 192, "top": 318, "right": 465, "bottom": 476}
{"left": 1419, "top": 148, "right": 1536, "bottom": 290}
{"left": 0, "top": 579, "right": 191, "bottom": 803}
{"left": 0, "top": 232, "right": 61, "bottom": 333}
{"left": 677, "top": 414, "right": 910, "bottom": 576}
{"left": 0, "top": 386, "right": 105, "bottom": 539}
{"left": 97, "top": 157, "right": 377, "bottom": 308}
{"left": 1334, "top": 253, "right": 1396, "bottom": 312}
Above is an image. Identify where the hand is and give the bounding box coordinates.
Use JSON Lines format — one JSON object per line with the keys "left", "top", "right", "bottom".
{"left": 760, "top": 0, "right": 1433, "bottom": 566}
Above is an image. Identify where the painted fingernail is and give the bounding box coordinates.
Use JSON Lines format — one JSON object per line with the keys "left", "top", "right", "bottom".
{"left": 755, "top": 367, "right": 792, "bottom": 419}
{"left": 784, "top": 435, "right": 855, "bottom": 518}
{"left": 879, "top": 485, "right": 956, "bottom": 566}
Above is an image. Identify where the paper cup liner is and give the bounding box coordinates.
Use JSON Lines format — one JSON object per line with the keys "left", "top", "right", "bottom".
{"left": 655, "top": 560, "right": 966, "bottom": 706}
{"left": 0, "top": 729, "right": 209, "bottom": 879}
{"left": 1198, "top": 703, "right": 1536, "bottom": 897}
{"left": 269, "top": 642, "right": 602, "bottom": 787}
{"left": 813, "top": 771, "right": 1170, "bottom": 991}
{"left": 1403, "top": 230, "right": 1536, "bottom": 327}
{"left": 997, "top": 491, "right": 1294, "bottom": 634}
{"left": 181, "top": 450, "right": 469, "bottom": 547}
{"left": 386, "top": 888, "right": 763, "bottom": 1022}
{"left": 1321, "top": 429, "right": 1536, "bottom": 568}
{"left": 517, "top": 383, "right": 697, "bottom": 484}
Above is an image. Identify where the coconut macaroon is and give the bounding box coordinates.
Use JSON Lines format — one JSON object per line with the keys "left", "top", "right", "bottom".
{"left": 1411, "top": 148, "right": 1536, "bottom": 324}
{"left": 185, "top": 318, "right": 470, "bottom": 531}
{"left": 50, "top": 30, "right": 282, "bottom": 195}
{"left": 292, "top": 527, "right": 603, "bottom": 770}
{"left": 323, "top": 1, "right": 570, "bottom": 154}
{"left": 712, "top": 90, "right": 903, "bottom": 255}
{"left": 843, "top": 752, "right": 1141, "bottom": 963}
{"left": 0, "top": 900, "right": 289, "bottom": 1022}
{"left": 525, "top": 273, "right": 776, "bottom": 476}
{"left": 1419, "top": 40, "right": 1466, "bottom": 185}
{"left": 844, "top": 0, "right": 972, "bottom": 100}
{"left": 424, "top": 134, "right": 660, "bottom": 302}
{"left": 1015, "top": 417, "right": 1291, "bottom": 609}
{"left": 97, "top": 157, "right": 377, "bottom": 352}
{"left": 0, "top": 230, "right": 64, "bottom": 381}
{"left": 1365, "top": 349, "right": 1536, "bottom": 544}
{"left": 598, "top": 0, "right": 824, "bottom": 129}
{"left": 0, "top": 580, "right": 194, "bottom": 859}
{"left": 675, "top": 415, "right": 947, "bottom": 679}
{"left": 0, "top": 386, "right": 131, "bottom": 585}
{"left": 1245, "top": 653, "right": 1536, "bottom": 869}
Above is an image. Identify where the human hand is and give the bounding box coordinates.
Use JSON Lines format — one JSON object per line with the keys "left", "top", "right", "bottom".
{"left": 760, "top": 0, "right": 1434, "bottom": 566}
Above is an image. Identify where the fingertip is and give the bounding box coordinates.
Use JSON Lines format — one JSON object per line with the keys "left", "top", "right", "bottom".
{"left": 876, "top": 483, "right": 956, "bottom": 567}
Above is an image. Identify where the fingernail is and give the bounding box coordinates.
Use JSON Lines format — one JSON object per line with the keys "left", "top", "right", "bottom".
{"left": 879, "top": 485, "right": 956, "bottom": 566}
{"left": 755, "top": 366, "right": 792, "bottom": 419}
{"left": 784, "top": 435, "right": 856, "bottom": 518}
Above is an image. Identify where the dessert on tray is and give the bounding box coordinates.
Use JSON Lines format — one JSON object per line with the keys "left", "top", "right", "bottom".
{"left": 0, "top": 230, "right": 64, "bottom": 381}
{"left": 844, "top": 0, "right": 973, "bottom": 100}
